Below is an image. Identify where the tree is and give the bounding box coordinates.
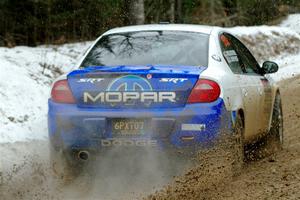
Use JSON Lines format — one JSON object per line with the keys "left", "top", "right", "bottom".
{"left": 126, "top": 0, "right": 145, "bottom": 25}
{"left": 0, "top": 0, "right": 298, "bottom": 46}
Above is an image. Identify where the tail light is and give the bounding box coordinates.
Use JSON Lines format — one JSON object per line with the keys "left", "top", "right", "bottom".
{"left": 51, "top": 79, "right": 75, "bottom": 103}
{"left": 187, "top": 79, "right": 220, "bottom": 103}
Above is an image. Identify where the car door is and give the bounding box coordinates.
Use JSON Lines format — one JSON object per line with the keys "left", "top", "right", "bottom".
{"left": 219, "top": 33, "right": 262, "bottom": 140}
{"left": 229, "top": 35, "right": 273, "bottom": 135}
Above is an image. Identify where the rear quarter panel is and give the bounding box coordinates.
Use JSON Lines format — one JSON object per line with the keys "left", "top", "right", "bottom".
{"left": 204, "top": 30, "right": 253, "bottom": 141}
{"left": 207, "top": 29, "right": 279, "bottom": 142}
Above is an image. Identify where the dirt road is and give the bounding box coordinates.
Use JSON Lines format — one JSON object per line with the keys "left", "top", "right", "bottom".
{"left": 149, "top": 77, "right": 300, "bottom": 200}
{"left": 1, "top": 76, "right": 300, "bottom": 200}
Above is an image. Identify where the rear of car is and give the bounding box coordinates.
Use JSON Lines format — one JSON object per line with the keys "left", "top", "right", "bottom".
{"left": 48, "top": 27, "right": 232, "bottom": 157}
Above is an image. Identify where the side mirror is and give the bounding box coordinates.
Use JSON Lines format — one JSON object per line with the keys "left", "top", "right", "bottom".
{"left": 262, "top": 61, "right": 279, "bottom": 74}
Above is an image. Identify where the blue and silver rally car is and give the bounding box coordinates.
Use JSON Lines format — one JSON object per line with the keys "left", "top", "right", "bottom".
{"left": 48, "top": 25, "right": 283, "bottom": 177}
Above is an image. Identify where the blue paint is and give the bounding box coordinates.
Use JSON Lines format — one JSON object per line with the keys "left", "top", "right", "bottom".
{"left": 107, "top": 75, "right": 153, "bottom": 91}
{"left": 48, "top": 65, "right": 232, "bottom": 152}
{"left": 67, "top": 65, "right": 207, "bottom": 109}
{"left": 48, "top": 98, "right": 231, "bottom": 150}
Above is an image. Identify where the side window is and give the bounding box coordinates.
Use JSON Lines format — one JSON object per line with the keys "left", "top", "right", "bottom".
{"left": 219, "top": 34, "right": 244, "bottom": 74}
{"left": 227, "top": 34, "right": 261, "bottom": 75}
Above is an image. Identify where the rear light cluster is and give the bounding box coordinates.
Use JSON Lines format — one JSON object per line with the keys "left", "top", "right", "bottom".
{"left": 51, "top": 79, "right": 75, "bottom": 103}
{"left": 187, "top": 79, "right": 221, "bottom": 103}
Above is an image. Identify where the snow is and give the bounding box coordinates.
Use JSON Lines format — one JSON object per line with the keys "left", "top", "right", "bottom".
{"left": 270, "top": 53, "right": 300, "bottom": 82}
{"left": 227, "top": 14, "right": 300, "bottom": 82}
{"left": 226, "top": 24, "right": 300, "bottom": 63}
{"left": 0, "top": 42, "right": 92, "bottom": 143}
{"left": 280, "top": 14, "right": 300, "bottom": 33}
{"left": 1, "top": 14, "right": 300, "bottom": 143}
{"left": 228, "top": 25, "right": 300, "bottom": 39}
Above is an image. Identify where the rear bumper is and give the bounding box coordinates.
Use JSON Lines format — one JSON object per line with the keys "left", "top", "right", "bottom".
{"left": 48, "top": 98, "right": 232, "bottom": 152}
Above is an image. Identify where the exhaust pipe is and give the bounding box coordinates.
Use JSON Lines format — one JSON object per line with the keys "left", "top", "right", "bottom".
{"left": 77, "top": 150, "right": 90, "bottom": 161}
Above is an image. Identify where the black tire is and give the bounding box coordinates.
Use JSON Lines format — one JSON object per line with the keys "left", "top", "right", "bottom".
{"left": 230, "top": 114, "right": 245, "bottom": 175}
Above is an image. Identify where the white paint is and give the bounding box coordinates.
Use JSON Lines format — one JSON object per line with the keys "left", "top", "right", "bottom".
{"left": 181, "top": 124, "right": 206, "bottom": 131}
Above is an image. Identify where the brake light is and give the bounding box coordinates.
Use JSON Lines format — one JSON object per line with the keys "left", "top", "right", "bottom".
{"left": 187, "top": 79, "right": 220, "bottom": 103}
{"left": 51, "top": 79, "right": 75, "bottom": 103}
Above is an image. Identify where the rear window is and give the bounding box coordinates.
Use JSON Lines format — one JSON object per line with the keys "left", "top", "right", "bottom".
{"left": 80, "top": 31, "right": 209, "bottom": 68}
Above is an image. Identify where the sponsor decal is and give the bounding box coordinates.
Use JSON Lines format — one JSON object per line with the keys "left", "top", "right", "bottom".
{"left": 83, "top": 75, "right": 176, "bottom": 104}
{"left": 83, "top": 91, "right": 176, "bottom": 103}
{"left": 101, "top": 139, "right": 157, "bottom": 147}
{"left": 223, "top": 50, "right": 239, "bottom": 63}
{"left": 78, "top": 78, "right": 104, "bottom": 83}
{"left": 108, "top": 75, "right": 153, "bottom": 91}
{"left": 159, "top": 78, "right": 188, "bottom": 83}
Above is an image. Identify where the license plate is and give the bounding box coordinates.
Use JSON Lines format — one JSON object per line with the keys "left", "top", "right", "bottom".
{"left": 112, "top": 118, "right": 145, "bottom": 136}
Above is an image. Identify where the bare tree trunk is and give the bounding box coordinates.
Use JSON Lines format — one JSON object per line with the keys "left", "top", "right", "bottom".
{"left": 127, "top": 0, "right": 145, "bottom": 25}
{"left": 155, "top": 0, "right": 162, "bottom": 23}
{"left": 169, "top": 0, "right": 175, "bottom": 23}
{"left": 46, "top": 0, "right": 51, "bottom": 44}
{"left": 210, "top": 0, "right": 216, "bottom": 20}
{"left": 33, "top": 2, "right": 37, "bottom": 45}
{"left": 176, "top": 0, "right": 182, "bottom": 23}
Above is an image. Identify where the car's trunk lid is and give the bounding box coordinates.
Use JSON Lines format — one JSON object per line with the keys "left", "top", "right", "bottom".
{"left": 67, "top": 65, "right": 207, "bottom": 108}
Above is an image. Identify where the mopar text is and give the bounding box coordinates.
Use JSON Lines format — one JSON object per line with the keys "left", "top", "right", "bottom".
{"left": 83, "top": 91, "right": 176, "bottom": 103}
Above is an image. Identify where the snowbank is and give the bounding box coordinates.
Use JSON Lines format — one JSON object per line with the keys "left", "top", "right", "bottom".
{"left": 0, "top": 42, "right": 91, "bottom": 143}
{"left": 280, "top": 14, "right": 300, "bottom": 33}
{"left": 270, "top": 53, "right": 300, "bottom": 82}
{"left": 227, "top": 25, "right": 300, "bottom": 62}
{"left": 1, "top": 14, "right": 300, "bottom": 143}
{"left": 227, "top": 15, "right": 300, "bottom": 83}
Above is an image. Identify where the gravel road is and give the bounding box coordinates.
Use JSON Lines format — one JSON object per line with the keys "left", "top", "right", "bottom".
{"left": 1, "top": 76, "right": 300, "bottom": 200}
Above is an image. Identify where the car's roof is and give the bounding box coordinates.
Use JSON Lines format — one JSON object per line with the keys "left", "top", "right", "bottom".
{"left": 103, "top": 24, "right": 218, "bottom": 35}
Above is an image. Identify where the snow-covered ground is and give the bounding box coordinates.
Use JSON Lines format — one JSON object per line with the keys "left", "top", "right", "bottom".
{"left": 228, "top": 14, "right": 300, "bottom": 82}
{"left": 229, "top": 25, "right": 300, "bottom": 62}
{"left": 280, "top": 13, "right": 300, "bottom": 33}
{"left": 270, "top": 53, "right": 300, "bottom": 81}
{"left": 0, "top": 14, "right": 300, "bottom": 143}
{"left": 0, "top": 42, "right": 92, "bottom": 143}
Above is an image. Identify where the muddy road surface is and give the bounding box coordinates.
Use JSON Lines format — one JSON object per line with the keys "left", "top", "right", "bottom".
{"left": 1, "top": 76, "right": 300, "bottom": 200}
{"left": 149, "top": 77, "right": 300, "bottom": 200}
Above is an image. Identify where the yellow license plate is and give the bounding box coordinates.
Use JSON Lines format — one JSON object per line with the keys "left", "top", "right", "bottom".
{"left": 112, "top": 119, "right": 145, "bottom": 135}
